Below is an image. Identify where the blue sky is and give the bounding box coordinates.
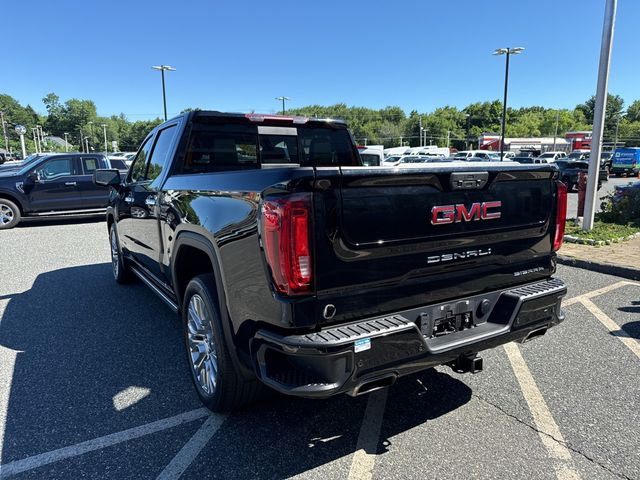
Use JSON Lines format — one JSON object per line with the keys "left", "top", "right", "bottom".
{"left": 3, "top": 0, "right": 638, "bottom": 119}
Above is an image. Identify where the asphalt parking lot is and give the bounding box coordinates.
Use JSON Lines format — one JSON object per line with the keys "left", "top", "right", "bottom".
{"left": 0, "top": 218, "right": 638, "bottom": 480}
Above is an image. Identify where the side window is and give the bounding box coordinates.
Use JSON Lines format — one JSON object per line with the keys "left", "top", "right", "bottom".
{"left": 81, "top": 157, "right": 99, "bottom": 174}
{"left": 36, "top": 157, "right": 73, "bottom": 180}
{"left": 147, "top": 125, "right": 177, "bottom": 182}
{"left": 181, "top": 125, "right": 258, "bottom": 173}
{"left": 128, "top": 137, "right": 153, "bottom": 183}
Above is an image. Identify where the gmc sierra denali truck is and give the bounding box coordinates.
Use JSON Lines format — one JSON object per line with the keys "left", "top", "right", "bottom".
{"left": 93, "top": 111, "right": 568, "bottom": 412}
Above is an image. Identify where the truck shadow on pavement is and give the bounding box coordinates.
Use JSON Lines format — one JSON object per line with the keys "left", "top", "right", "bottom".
{"left": 0, "top": 263, "right": 472, "bottom": 477}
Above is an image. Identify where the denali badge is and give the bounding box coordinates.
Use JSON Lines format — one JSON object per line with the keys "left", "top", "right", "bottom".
{"left": 430, "top": 201, "right": 502, "bottom": 225}
{"left": 427, "top": 248, "right": 492, "bottom": 264}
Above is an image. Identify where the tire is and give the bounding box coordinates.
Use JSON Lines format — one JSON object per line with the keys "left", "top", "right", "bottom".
{"left": 109, "top": 224, "right": 133, "bottom": 283}
{"left": 183, "top": 274, "right": 262, "bottom": 412}
{"left": 0, "top": 198, "right": 21, "bottom": 229}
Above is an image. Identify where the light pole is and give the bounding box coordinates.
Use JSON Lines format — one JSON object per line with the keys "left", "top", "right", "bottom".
{"left": 275, "top": 96, "right": 290, "bottom": 115}
{"left": 584, "top": 0, "right": 617, "bottom": 231}
{"left": 85, "top": 137, "right": 90, "bottom": 153}
{"left": 152, "top": 65, "right": 176, "bottom": 121}
{"left": 77, "top": 126, "right": 84, "bottom": 153}
{"left": 32, "top": 128, "right": 39, "bottom": 153}
{"left": 64, "top": 132, "right": 69, "bottom": 152}
{"left": 101, "top": 124, "right": 108, "bottom": 153}
{"left": 493, "top": 47, "right": 524, "bottom": 160}
{"left": 0, "top": 111, "right": 8, "bottom": 153}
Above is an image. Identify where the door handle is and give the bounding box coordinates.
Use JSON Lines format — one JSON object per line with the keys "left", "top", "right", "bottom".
{"left": 65, "top": 181, "right": 77, "bottom": 186}
{"left": 124, "top": 194, "right": 134, "bottom": 204}
{"left": 145, "top": 196, "right": 157, "bottom": 207}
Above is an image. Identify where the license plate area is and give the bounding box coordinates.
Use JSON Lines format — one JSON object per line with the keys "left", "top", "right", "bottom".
{"left": 420, "top": 301, "right": 482, "bottom": 339}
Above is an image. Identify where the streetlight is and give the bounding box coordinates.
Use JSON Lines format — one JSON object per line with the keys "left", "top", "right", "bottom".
{"left": 493, "top": 47, "right": 524, "bottom": 160}
{"left": 77, "top": 126, "right": 84, "bottom": 153}
{"left": 275, "top": 96, "right": 290, "bottom": 115}
{"left": 151, "top": 65, "right": 176, "bottom": 121}
{"left": 63, "top": 132, "right": 69, "bottom": 152}
{"left": 101, "top": 124, "right": 108, "bottom": 153}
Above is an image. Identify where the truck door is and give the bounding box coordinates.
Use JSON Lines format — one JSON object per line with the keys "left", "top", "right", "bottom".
{"left": 117, "top": 124, "right": 179, "bottom": 281}
{"left": 28, "top": 156, "right": 84, "bottom": 212}
{"left": 77, "top": 155, "right": 110, "bottom": 208}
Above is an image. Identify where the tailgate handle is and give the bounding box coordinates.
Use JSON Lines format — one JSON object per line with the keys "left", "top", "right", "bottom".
{"left": 450, "top": 172, "right": 489, "bottom": 190}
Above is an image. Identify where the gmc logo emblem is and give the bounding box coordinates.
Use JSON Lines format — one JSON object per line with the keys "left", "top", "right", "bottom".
{"left": 431, "top": 201, "right": 502, "bottom": 225}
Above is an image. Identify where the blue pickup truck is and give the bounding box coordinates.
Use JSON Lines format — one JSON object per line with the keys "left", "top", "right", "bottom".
{"left": 611, "top": 147, "right": 640, "bottom": 177}
{"left": 0, "top": 153, "right": 112, "bottom": 229}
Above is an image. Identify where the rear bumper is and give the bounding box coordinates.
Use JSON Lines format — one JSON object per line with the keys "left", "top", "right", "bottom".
{"left": 251, "top": 277, "right": 566, "bottom": 398}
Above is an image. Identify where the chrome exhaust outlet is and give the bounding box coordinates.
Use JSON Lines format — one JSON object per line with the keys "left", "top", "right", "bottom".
{"left": 520, "top": 326, "right": 548, "bottom": 343}
{"left": 350, "top": 374, "right": 396, "bottom": 396}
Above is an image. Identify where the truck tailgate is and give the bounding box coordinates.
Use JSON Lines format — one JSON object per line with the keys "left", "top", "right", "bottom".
{"left": 311, "top": 163, "right": 560, "bottom": 325}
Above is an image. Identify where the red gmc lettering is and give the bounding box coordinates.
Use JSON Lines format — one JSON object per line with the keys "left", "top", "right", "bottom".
{"left": 455, "top": 203, "right": 482, "bottom": 222}
{"left": 431, "top": 205, "right": 455, "bottom": 225}
{"left": 431, "top": 201, "right": 502, "bottom": 225}
{"left": 482, "top": 201, "right": 502, "bottom": 220}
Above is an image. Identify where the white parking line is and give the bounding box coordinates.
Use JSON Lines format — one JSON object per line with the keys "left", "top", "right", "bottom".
{"left": 0, "top": 348, "right": 19, "bottom": 476}
{"left": 504, "top": 343, "right": 581, "bottom": 480}
{"left": 347, "top": 389, "right": 388, "bottom": 480}
{"left": 581, "top": 298, "right": 640, "bottom": 360}
{"left": 0, "top": 408, "right": 209, "bottom": 478}
{"left": 563, "top": 281, "right": 640, "bottom": 307}
{"left": 156, "top": 413, "right": 226, "bottom": 480}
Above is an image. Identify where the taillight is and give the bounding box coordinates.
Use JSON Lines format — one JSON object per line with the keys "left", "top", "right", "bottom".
{"left": 553, "top": 181, "right": 568, "bottom": 251}
{"left": 261, "top": 194, "right": 313, "bottom": 295}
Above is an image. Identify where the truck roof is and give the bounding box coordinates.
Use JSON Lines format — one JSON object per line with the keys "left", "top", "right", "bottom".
{"left": 189, "top": 110, "right": 347, "bottom": 127}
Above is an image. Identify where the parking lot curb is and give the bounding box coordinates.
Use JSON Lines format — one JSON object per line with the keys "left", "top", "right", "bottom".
{"left": 557, "top": 254, "right": 640, "bottom": 281}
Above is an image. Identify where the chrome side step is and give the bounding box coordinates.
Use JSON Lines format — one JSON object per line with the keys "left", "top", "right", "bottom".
{"left": 130, "top": 266, "right": 179, "bottom": 313}
{"left": 29, "top": 208, "right": 106, "bottom": 216}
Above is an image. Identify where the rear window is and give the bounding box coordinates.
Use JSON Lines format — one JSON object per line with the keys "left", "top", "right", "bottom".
{"left": 180, "top": 123, "right": 358, "bottom": 173}
{"left": 299, "top": 128, "right": 358, "bottom": 166}
{"left": 181, "top": 124, "right": 258, "bottom": 174}
{"left": 109, "top": 159, "right": 127, "bottom": 170}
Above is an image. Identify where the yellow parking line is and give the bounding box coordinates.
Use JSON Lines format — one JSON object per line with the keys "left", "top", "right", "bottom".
{"left": 504, "top": 343, "right": 582, "bottom": 480}
{"left": 580, "top": 298, "right": 640, "bottom": 360}
{"left": 347, "top": 389, "right": 388, "bottom": 480}
{"left": 563, "top": 281, "right": 640, "bottom": 307}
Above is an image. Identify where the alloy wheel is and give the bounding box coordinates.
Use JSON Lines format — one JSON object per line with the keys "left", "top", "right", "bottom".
{"left": 110, "top": 228, "right": 120, "bottom": 279}
{"left": 187, "top": 294, "right": 218, "bottom": 395}
{"left": 0, "top": 203, "right": 14, "bottom": 226}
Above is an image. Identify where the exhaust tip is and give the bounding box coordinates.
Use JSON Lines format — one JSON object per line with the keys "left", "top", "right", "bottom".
{"left": 521, "top": 326, "right": 548, "bottom": 343}
{"left": 351, "top": 375, "right": 396, "bottom": 396}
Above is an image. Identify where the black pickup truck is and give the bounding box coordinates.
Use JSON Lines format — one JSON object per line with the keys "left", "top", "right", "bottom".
{"left": 94, "top": 111, "right": 568, "bottom": 412}
{"left": 0, "top": 153, "right": 111, "bottom": 229}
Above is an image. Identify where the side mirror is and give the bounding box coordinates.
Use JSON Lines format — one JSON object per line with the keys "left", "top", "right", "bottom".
{"left": 24, "top": 172, "right": 38, "bottom": 186}
{"left": 93, "top": 169, "right": 121, "bottom": 187}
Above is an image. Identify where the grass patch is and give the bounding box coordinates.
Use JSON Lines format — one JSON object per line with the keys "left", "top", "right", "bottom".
{"left": 565, "top": 219, "right": 640, "bottom": 242}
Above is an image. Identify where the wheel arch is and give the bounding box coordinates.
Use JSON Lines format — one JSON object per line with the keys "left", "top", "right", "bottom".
{"left": 0, "top": 191, "right": 25, "bottom": 215}
{"left": 172, "top": 231, "right": 253, "bottom": 375}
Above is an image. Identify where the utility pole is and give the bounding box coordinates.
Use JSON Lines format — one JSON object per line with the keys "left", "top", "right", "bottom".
{"left": 446, "top": 130, "right": 450, "bottom": 148}
{"left": 399, "top": 136, "right": 403, "bottom": 147}
{"left": 275, "top": 96, "right": 290, "bottom": 115}
{"left": 614, "top": 115, "right": 620, "bottom": 148}
{"left": 0, "top": 111, "right": 8, "bottom": 153}
{"left": 553, "top": 110, "right": 560, "bottom": 151}
{"left": 85, "top": 137, "right": 90, "bottom": 153}
{"left": 419, "top": 117, "right": 423, "bottom": 147}
{"left": 102, "top": 124, "right": 108, "bottom": 153}
{"left": 584, "top": 0, "right": 617, "bottom": 231}
{"left": 64, "top": 132, "right": 69, "bottom": 152}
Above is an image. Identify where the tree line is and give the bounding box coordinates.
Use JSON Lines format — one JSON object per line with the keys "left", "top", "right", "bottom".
{"left": 1, "top": 92, "right": 640, "bottom": 155}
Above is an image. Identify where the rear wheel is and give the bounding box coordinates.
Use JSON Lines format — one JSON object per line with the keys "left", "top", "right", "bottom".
{"left": 0, "top": 199, "right": 20, "bottom": 229}
{"left": 183, "top": 274, "right": 262, "bottom": 412}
